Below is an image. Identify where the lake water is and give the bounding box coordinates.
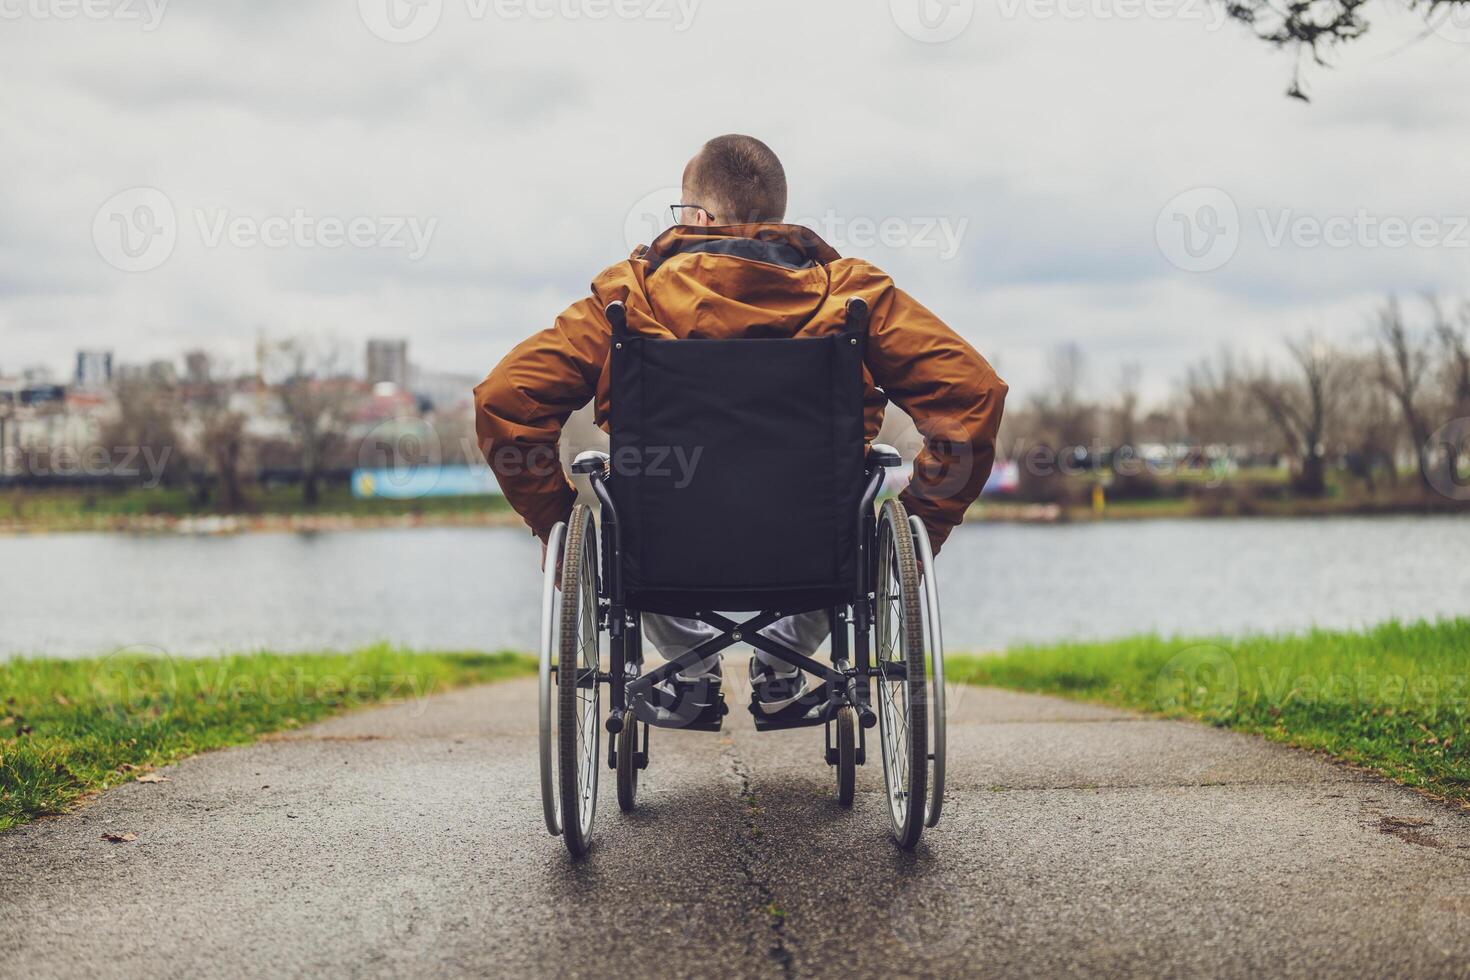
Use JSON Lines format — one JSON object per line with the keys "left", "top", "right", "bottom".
{"left": 4, "top": 516, "right": 1469, "bottom": 659}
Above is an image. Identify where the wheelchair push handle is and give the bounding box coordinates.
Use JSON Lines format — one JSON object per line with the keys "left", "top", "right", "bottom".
{"left": 605, "top": 300, "right": 629, "bottom": 339}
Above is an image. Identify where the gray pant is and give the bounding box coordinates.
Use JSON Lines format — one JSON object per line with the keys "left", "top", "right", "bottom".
{"left": 641, "top": 611, "right": 831, "bottom": 679}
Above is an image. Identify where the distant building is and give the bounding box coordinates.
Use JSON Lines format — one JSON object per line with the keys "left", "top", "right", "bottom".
{"left": 147, "top": 359, "right": 177, "bottom": 385}
{"left": 366, "top": 339, "right": 409, "bottom": 389}
{"left": 75, "top": 349, "right": 113, "bottom": 390}
{"left": 115, "top": 360, "right": 178, "bottom": 386}
{"left": 184, "top": 350, "right": 211, "bottom": 385}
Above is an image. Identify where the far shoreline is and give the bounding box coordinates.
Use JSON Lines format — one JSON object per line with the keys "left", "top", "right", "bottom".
{"left": 3, "top": 494, "right": 1466, "bottom": 537}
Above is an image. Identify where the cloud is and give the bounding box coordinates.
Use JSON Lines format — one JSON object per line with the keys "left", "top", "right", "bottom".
{"left": 0, "top": 0, "right": 1466, "bottom": 403}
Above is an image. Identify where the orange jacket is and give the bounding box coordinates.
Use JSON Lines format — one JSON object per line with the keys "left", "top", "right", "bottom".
{"left": 473, "top": 223, "right": 1007, "bottom": 554}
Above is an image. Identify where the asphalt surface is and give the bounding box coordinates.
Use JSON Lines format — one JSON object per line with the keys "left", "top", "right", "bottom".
{"left": 4, "top": 676, "right": 1470, "bottom": 979}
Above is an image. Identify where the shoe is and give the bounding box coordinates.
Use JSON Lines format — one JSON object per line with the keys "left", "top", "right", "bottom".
{"left": 674, "top": 655, "right": 722, "bottom": 686}
{"left": 749, "top": 657, "right": 811, "bottom": 716}
{"left": 652, "top": 657, "right": 721, "bottom": 711}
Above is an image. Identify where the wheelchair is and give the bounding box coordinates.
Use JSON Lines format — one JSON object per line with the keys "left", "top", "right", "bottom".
{"left": 537, "top": 297, "right": 946, "bottom": 857}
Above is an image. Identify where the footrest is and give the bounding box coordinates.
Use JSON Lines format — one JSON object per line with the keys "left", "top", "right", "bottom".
{"left": 750, "top": 683, "right": 836, "bottom": 732}
{"left": 630, "top": 680, "right": 727, "bottom": 733}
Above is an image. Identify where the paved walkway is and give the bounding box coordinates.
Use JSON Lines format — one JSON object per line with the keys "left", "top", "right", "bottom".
{"left": 3, "top": 677, "right": 1469, "bottom": 978}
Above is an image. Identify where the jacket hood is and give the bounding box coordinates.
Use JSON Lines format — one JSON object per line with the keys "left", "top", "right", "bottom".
{"left": 613, "top": 224, "right": 844, "bottom": 341}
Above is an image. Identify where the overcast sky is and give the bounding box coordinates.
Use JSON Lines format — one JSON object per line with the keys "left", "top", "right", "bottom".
{"left": 3, "top": 0, "right": 1468, "bottom": 403}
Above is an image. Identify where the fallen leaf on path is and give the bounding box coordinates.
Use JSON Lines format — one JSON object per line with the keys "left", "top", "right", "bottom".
{"left": 101, "top": 832, "right": 137, "bottom": 843}
{"left": 136, "top": 773, "right": 170, "bottom": 784}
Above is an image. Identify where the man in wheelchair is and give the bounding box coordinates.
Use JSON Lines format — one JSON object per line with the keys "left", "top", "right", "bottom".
{"left": 475, "top": 135, "right": 1006, "bottom": 851}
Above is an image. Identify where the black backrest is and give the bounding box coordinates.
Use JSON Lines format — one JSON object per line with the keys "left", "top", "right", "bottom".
{"left": 608, "top": 305, "right": 867, "bottom": 610}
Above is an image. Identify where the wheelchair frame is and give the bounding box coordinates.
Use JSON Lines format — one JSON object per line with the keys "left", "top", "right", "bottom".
{"left": 537, "top": 299, "right": 947, "bottom": 857}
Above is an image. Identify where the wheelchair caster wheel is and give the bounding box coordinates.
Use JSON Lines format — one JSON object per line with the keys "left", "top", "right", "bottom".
{"left": 616, "top": 714, "right": 640, "bottom": 813}
{"left": 834, "top": 706, "right": 856, "bottom": 808}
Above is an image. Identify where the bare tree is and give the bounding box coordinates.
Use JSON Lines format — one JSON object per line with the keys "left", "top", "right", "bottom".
{"left": 101, "top": 377, "right": 188, "bottom": 488}
{"left": 1374, "top": 298, "right": 1438, "bottom": 493}
{"left": 1182, "top": 348, "right": 1259, "bottom": 448}
{"left": 1222, "top": 0, "right": 1470, "bottom": 99}
{"left": 1432, "top": 299, "right": 1470, "bottom": 485}
{"left": 1033, "top": 342, "right": 1095, "bottom": 450}
{"left": 1337, "top": 354, "right": 1400, "bottom": 492}
{"left": 1113, "top": 362, "right": 1142, "bottom": 450}
{"left": 269, "top": 337, "right": 356, "bottom": 506}
{"left": 1249, "top": 335, "right": 1345, "bottom": 497}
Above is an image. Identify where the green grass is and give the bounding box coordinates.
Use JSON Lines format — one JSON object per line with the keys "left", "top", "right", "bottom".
{"left": 0, "top": 647, "right": 534, "bottom": 831}
{"left": 0, "top": 486, "right": 514, "bottom": 527}
{"left": 949, "top": 619, "right": 1470, "bottom": 803}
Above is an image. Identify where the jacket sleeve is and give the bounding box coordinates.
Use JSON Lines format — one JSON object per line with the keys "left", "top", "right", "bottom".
{"left": 473, "top": 297, "right": 609, "bottom": 542}
{"left": 865, "top": 284, "right": 1008, "bottom": 555}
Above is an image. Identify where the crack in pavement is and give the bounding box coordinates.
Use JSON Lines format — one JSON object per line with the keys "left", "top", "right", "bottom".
{"left": 723, "top": 739, "right": 797, "bottom": 978}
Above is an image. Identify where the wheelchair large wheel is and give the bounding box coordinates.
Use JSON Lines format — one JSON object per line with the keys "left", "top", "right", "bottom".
{"left": 557, "top": 504, "right": 602, "bottom": 857}
{"left": 909, "top": 516, "right": 947, "bottom": 828}
{"left": 874, "top": 499, "right": 928, "bottom": 850}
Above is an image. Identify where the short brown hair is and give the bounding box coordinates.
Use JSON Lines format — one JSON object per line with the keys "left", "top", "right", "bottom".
{"left": 682, "top": 134, "right": 787, "bottom": 224}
